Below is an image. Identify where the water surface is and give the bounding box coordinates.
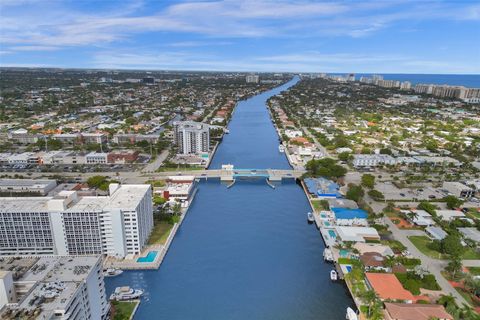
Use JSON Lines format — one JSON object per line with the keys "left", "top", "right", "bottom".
{"left": 106, "top": 76, "right": 354, "bottom": 319}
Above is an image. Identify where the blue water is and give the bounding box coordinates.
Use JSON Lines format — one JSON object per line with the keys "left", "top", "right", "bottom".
{"left": 106, "top": 76, "right": 354, "bottom": 319}
{"left": 353, "top": 73, "right": 480, "bottom": 88}
{"left": 137, "top": 251, "right": 158, "bottom": 263}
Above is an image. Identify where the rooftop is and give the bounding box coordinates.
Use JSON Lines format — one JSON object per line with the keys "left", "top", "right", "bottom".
{"left": 365, "top": 273, "right": 415, "bottom": 301}
{"left": 0, "top": 256, "right": 102, "bottom": 319}
{"left": 384, "top": 302, "right": 453, "bottom": 320}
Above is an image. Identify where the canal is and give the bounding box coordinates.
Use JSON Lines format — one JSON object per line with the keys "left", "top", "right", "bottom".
{"left": 106, "top": 76, "right": 354, "bottom": 319}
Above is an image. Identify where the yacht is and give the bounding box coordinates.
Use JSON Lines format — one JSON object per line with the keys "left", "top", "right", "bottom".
{"left": 307, "top": 212, "right": 315, "bottom": 223}
{"left": 110, "top": 286, "right": 144, "bottom": 301}
{"left": 278, "top": 144, "right": 285, "bottom": 153}
{"left": 103, "top": 268, "right": 123, "bottom": 277}
{"left": 224, "top": 129, "right": 230, "bottom": 134}
{"left": 346, "top": 307, "right": 358, "bottom": 320}
{"left": 330, "top": 270, "right": 338, "bottom": 281}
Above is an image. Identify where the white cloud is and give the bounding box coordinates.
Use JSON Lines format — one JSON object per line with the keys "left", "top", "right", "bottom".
{"left": 1, "top": 0, "right": 478, "bottom": 50}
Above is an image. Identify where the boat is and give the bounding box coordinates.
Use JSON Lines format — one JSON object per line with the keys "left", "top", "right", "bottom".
{"left": 307, "top": 212, "right": 315, "bottom": 223}
{"left": 224, "top": 129, "right": 230, "bottom": 134}
{"left": 346, "top": 307, "right": 358, "bottom": 320}
{"left": 103, "top": 268, "right": 123, "bottom": 277}
{"left": 330, "top": 270, "right": 338, "bottom": 281}
{"left": 278, "top": 144, "right": 285, "bottom": 153}
{"left": 323, "top": 248, "right": 334, "bottom": 262}
{"left": 110, "top": 286, "right": 144, "bottom": 301}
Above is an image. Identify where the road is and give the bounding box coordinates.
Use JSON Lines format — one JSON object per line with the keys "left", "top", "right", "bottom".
{"left": 143, "top": 150, "right": 169, "bottom": 173}
{"left": 301, "top": 126, "right": 330, "bottom": 158}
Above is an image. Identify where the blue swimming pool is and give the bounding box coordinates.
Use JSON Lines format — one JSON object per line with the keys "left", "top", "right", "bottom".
{"left": 346, "top": 265, "right": 352, "bottom": 272}
{"left": 328, "top": 230, "right": 336, "bottom": 239}
{"left": 137, "top": 251, "right": 158, "bottom": 263}
{"left": 324, "top": 221, "right": 331, "bottom": 226}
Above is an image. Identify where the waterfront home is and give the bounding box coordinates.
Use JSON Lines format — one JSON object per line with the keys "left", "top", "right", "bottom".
{"left": 383, "top": 302, "right": 453, "bottom": 320}
{"left": 304, "top": 177, "right": 342, "bottom": 198}
{"left": 335, "top": 226, "right": 380, "bottom": 243}
{"left": 159, "top": 176, "right": 196, "bottom": 204}
{"left": 425, "top": 226, "right": 448, "bottom": 241}
{"left": 331, "top": 207, "right": 368, "bottom": 226}
{"left": 365, "top": 273, "right": 414, "bottom": 303}
{"left": 360, "top": 252, "right": 389, "bottom": 272}
{"left": 353, "top": 243, "right": 395, "bottom": 257}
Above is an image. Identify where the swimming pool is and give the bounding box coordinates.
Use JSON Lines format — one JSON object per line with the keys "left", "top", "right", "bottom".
{"left": 324, "top": 221, "right": 331, "bottom": 227}
{"left": 328, "top": 230, "right": 336, "bottom": 239}
{"left": 346, "top": 265, "right": 352, "bottom": 272}
{"left": 321, "top": 213, "right": 327, "bottom": 218}
{"left": 137, "top": 250, "right": 158, "bottom": 263}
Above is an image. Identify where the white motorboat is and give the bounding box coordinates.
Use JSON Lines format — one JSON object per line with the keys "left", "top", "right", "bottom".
{"left": 110, "top": 286, "right": 144, "bottom": 301}
{"left": 323, "top": 248, "right": 334, "bottom": 262}
{"left": 330, "top": 270, "right": 338, "bottom": 281}
{"left": 346, "top": 307, "right": 358, "bottom": 320}
{"left": 224, "top": 129, "right": 230, "bottom": 134}
{"left": 307, "top": 212, "right": 315, "bottom": 223}
{"left": 103, "top": 268, "right": 123, "bottom": 277}
{"left": 278, "top": 144, "right": 285, "bottom": 153}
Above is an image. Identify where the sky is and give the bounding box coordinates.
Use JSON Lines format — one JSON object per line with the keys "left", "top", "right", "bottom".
{"left": 0, "top": 0, "right": 479, "bottom": 73}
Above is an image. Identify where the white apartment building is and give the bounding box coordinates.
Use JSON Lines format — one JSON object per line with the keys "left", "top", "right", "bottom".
{"left": 352, "top": 154, "right": 396, "bottom": 167}
{"left": 173, "top": 121, "right": 210, "bottom": 155}
{"left": 0, "top": 179, "right": 57, "bottom": 195}
{"left": 246, "top": 74, "right": 259, "bottom": 83}
{"left": 85, "top": 152, "right": 108, "bottom": 164}
{"left": 0, "top": 184, "right": 153, "bottom": 258}
{"left": 0, "top": 256, "right": 109, "bottom": 319}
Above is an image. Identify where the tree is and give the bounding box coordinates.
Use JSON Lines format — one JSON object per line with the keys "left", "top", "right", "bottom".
{"left": 359, "top": 290, "right": 378, "bottom": 318}
{"left": 338, "top": 151, "right": 351, "bottom": 162}
{"left": 361, "top": 174, "right": 375, "bottom": 189}
{"left": 417, "top": 201, "right": 437, "bottom": 216}
{"left": 368, "top": 189, "right": 384, "bottom": 201}
{"left": 346, "top": 184, "right": 364, "bottom": 202}
{"left": 443, "top": 195, "right": 464, "bottom": 210}
{"left": 442, "top": 235, "right": 463, "bottom": 256}
{"left": 379, "top": 148, "right": 392, "bottom": 155}
{"left": 305, "top": 158, "right": 347, "bottom": 179}
{"left": 445, "top": 255, "right": 462, "bottom": 279}
{"left": 86, "top": 175, "right": 108, "bottom": 189}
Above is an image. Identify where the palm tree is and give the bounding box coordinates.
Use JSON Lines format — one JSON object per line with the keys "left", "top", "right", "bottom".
{"left": 359, "top": 290, "right": 378, "bottom": 318}
{"left": 384, "top": 255, "right": 396, "bottom": 269}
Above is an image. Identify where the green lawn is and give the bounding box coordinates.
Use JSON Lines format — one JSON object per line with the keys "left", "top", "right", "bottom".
{"left": 461, "top": 247, "right": 480, "bottom": 260}
{"left": 408, "top": 236, "right": 447, "bottom": 259}
{"left": 408, "top": 236, "right": 480, "bottom": 260}
{"left": 148, "top": 223, "right": 173, "bottom": 245}
{"left": 468, "top": 267, "right": 480, "bottom": 276}
{"left": 111, "top": 301, "right": 138, "bottom": 320}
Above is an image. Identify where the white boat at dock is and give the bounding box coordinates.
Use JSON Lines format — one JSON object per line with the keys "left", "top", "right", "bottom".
{"left": 330, "top": 270, "right": 338, "bottom": 281}
{"left": 323, "top": 248, "right": 334, "bottom": 262}
{"left": 346, "top": 307, "right": 358, "bottom": 320}
{"left": 307, "top": 212, "right": 314, "bottom": 223}
{"left": 110, "top": 286, "right": 144, "bottom": 301}
{"left": 224, "top": 129, "right": 230, "bottom": 134}
{"left": 103, "top": 268, "right": 123, "bottom": 277}
{"left": 278, "top": 144, "right": 285, "bottom": 153}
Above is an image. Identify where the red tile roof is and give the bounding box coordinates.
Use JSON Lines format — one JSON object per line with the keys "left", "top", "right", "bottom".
{"left": 384, "top": 302, "right": 453, "bottom": 320}
{"left": 366, "top": 273, "right": 415, "bottom": 301}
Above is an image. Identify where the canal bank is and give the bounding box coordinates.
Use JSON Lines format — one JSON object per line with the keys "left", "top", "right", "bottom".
{"left": 106, "top": 76, "right": 355, "bottom": 319}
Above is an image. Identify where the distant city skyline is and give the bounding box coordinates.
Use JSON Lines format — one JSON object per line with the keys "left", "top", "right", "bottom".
{"left": 0, "top": 0, "right": 479, "bottom": 74}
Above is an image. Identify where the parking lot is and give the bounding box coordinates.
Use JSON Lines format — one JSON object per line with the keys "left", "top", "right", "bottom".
{"left": 375, "top": 181, "right": 447, "bottom": 201}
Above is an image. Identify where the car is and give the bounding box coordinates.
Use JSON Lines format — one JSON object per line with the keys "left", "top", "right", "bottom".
{"left": 400, "top": 193, "right": 405, "bottom": 197}
{"left": 429, "top": 195, "right": 436, "bottom": 199}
